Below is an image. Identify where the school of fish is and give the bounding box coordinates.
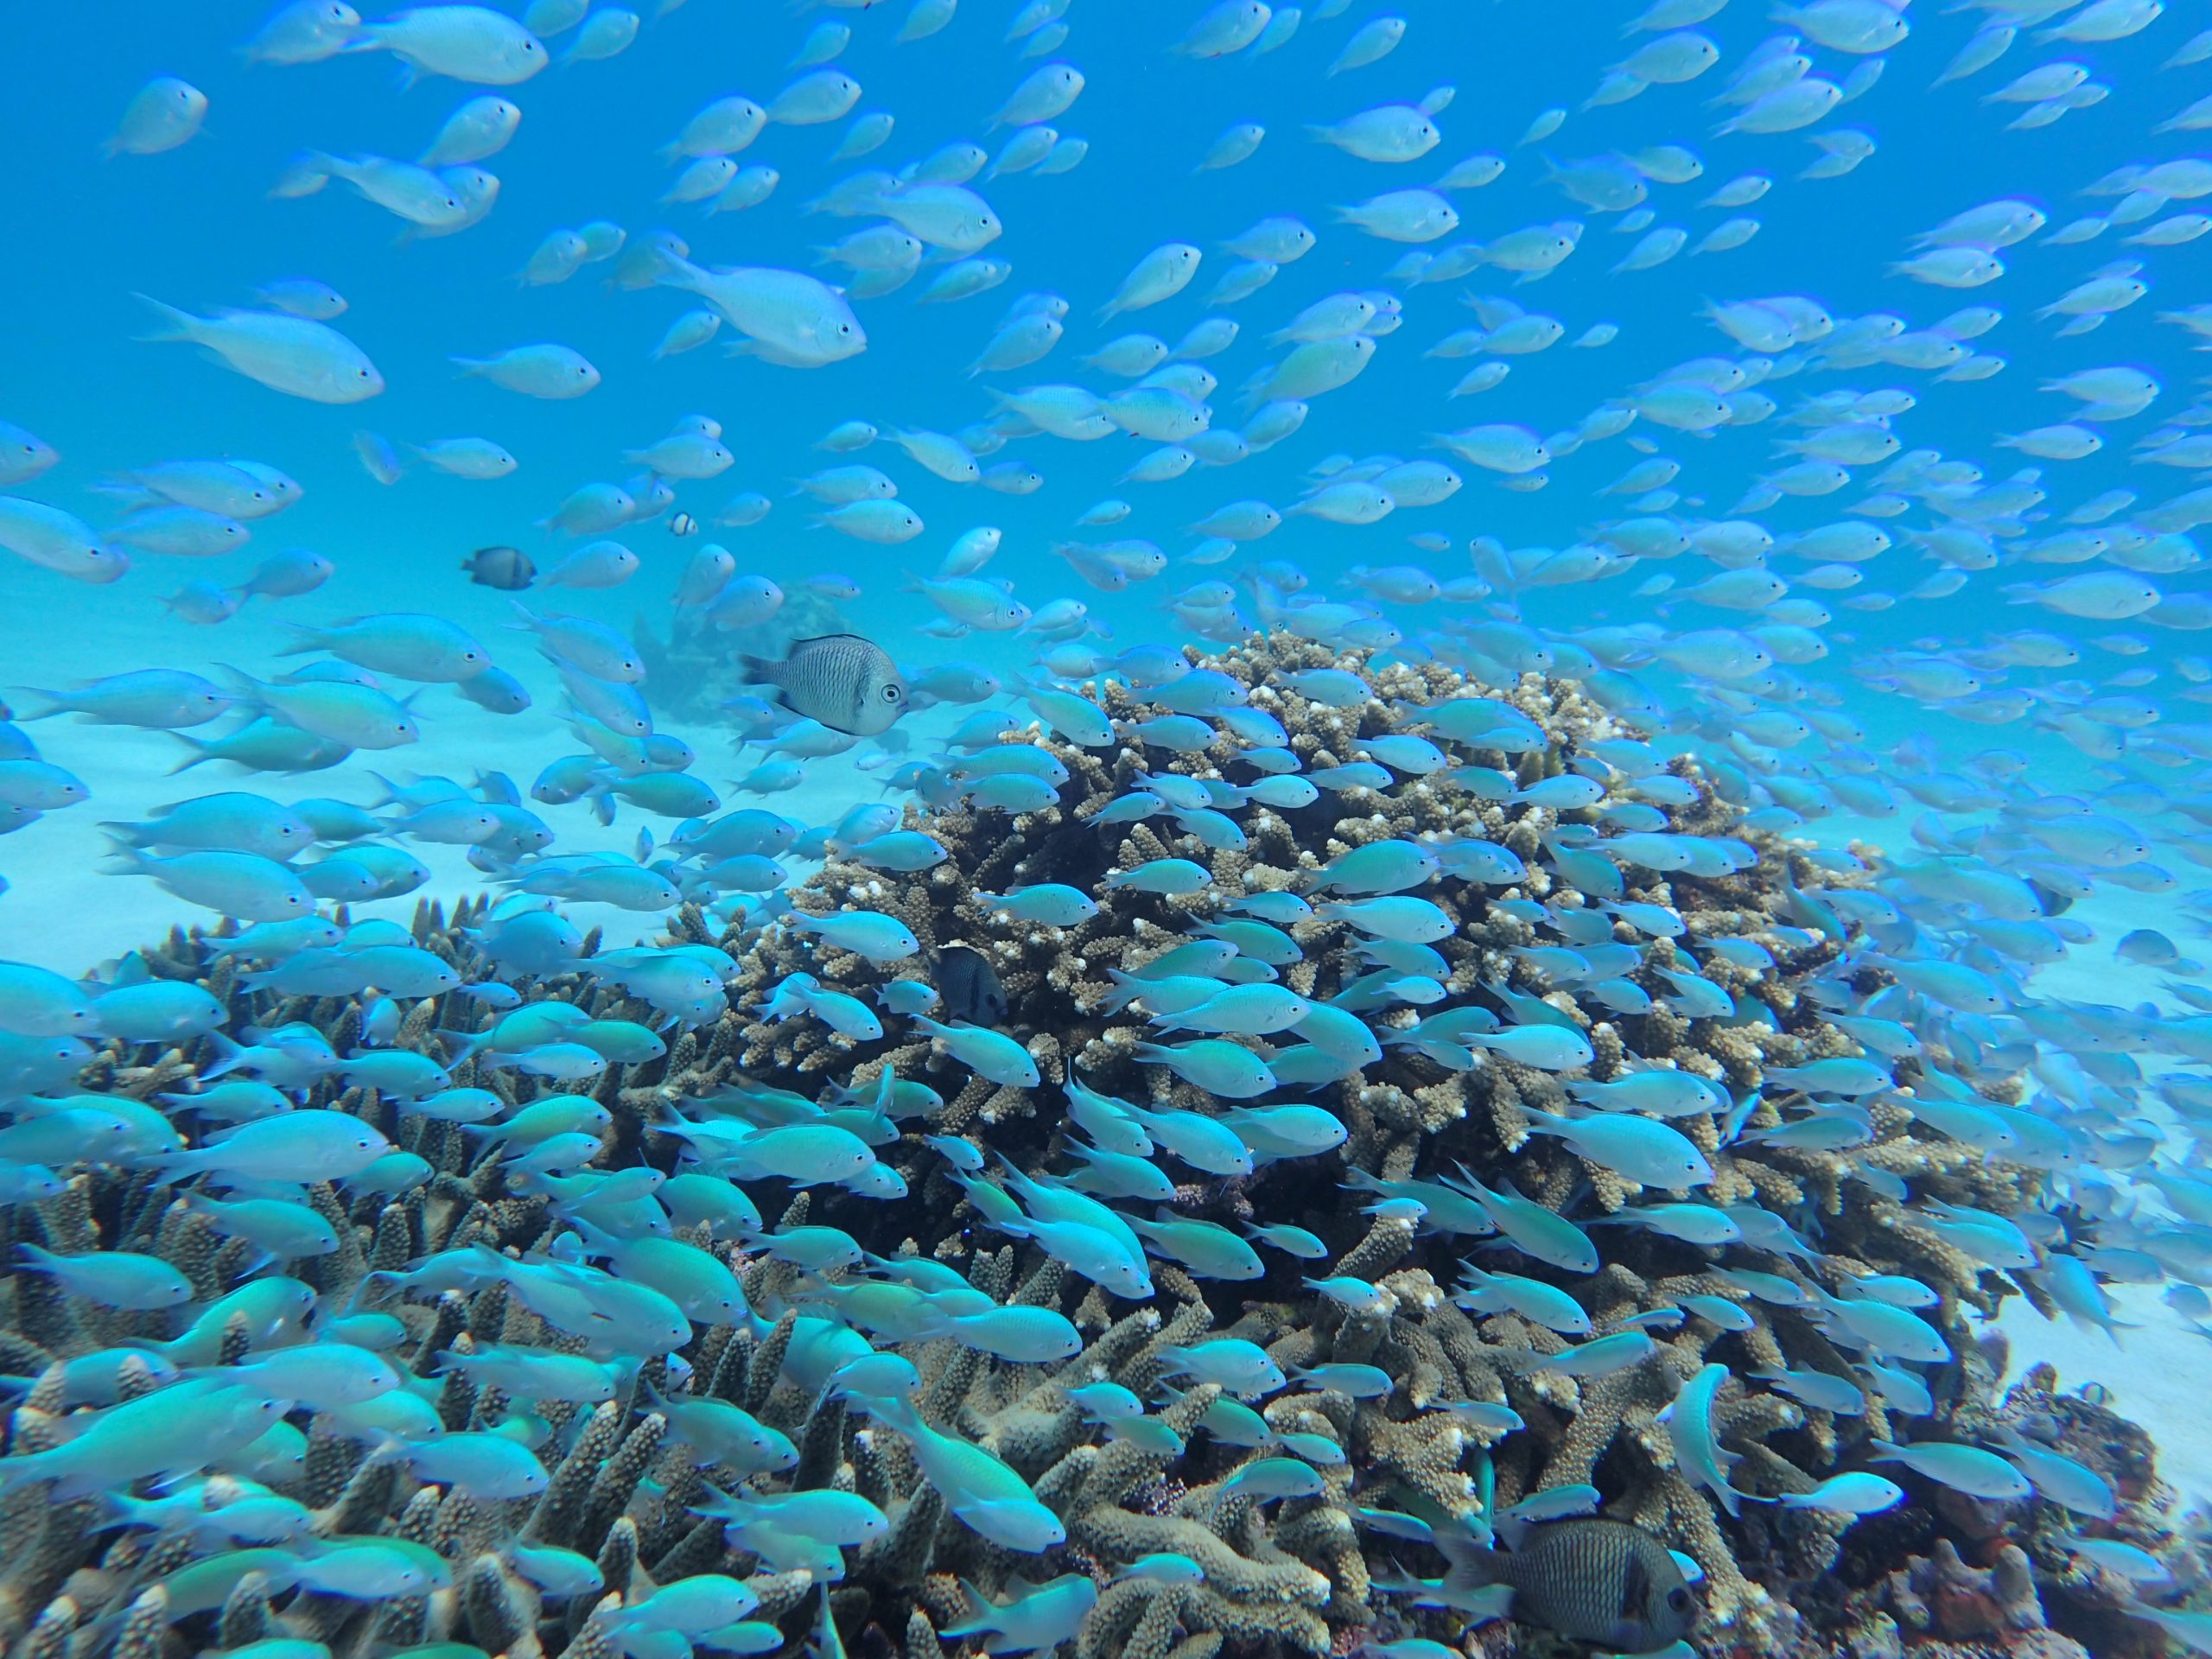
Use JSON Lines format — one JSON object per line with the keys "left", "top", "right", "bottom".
{"left": 6, "top": 2, "right": 2212, "bottom": 1658}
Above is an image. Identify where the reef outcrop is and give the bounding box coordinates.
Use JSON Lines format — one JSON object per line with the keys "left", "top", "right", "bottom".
{"left": 0, "top": 637, "right": 2198, "bottom": 1659}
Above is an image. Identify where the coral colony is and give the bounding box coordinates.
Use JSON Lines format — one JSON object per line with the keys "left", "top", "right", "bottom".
{"left": 0, "top": 642, "right": 2191, "bottom": 1659}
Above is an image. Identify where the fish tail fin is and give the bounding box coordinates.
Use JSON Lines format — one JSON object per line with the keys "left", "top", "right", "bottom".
{"left": 269, "top": 619, "right": 327, "bottom": 658}
{"left": 194, "top": 1032, "right": 249, "bottom": 1084}
{"left": 866, "top": 1389, "right": 922, "bottom": 1437}
{"left": 0, "top": 1452, "right": 53, "bottom": 1499}
{"left": 212, "top": 663, "right": 269, "bottom": 702}
{"left": 1430, "top": 1523, "right": 1507, "bottom": 1594}
{"left": 132, "top": 295, "right": 200, "bottom": 345}
{"left": 101, "top": 842, "right": 154, "bottom": 879}
{"left": 909, "top": 1304, "right": 958, "bottom": 1343}
{"left": 147, "top": 1150, "right": 205, "bottom": 1186}
{"left": 270, "top": 150, "right": 334, "bottom": 198}
{"left": 641, "top": 242, "right": 702, "bottom": 293}
{"left": 1091, "top": 969, "right": 1147, "bottom": 1016}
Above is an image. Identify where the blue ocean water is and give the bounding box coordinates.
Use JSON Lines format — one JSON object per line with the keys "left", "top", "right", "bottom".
{"left": 0, "top": 0, "right": 2184, "bottom": 671}
{"left": 5, "top": 0, "right": 2190, "bottom": 948}
{"left": 3, "top": 0, "right": 2212, "bottom": 1644}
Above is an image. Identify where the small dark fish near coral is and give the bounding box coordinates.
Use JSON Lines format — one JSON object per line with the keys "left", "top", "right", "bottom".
{"left": 741, "top": 632, "right": 907, "bottom": 736}
{"left": 1436, "top": 1520, "right": 1698, "bottom": 1650}
{"left": 463, "top": 545, "right": 535, "bottom": 590}
{"left": 938, "top": 944, "right": 1007, "bottom": 1027}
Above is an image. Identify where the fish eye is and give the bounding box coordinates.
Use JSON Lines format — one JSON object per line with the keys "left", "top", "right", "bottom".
{"left": 1667, "top": 1589, "right": 1693, "bottom": 1612}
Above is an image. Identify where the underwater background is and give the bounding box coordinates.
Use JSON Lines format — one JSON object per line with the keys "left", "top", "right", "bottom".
{"left": 4, "top": 2, "right": 2212, "bottom": 1657}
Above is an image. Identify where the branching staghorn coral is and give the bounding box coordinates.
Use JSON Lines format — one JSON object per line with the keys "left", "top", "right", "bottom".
{"left": 0, "top": 636, "right": 2193, "bottom": 1659}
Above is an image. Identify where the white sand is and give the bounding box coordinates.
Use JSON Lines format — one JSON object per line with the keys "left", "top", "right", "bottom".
{"left": 1993, "top": 1290, "right": 2212, "bottom": 1503}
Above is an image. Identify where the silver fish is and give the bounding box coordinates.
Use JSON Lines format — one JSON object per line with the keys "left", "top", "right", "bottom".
{"left": 740, "top": 633, "right": 907, "bottom": 736}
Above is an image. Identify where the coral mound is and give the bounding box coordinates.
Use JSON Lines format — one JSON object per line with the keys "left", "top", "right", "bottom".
{"left": 0, "top": 638, "right": 2196, "bottom": 1659}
